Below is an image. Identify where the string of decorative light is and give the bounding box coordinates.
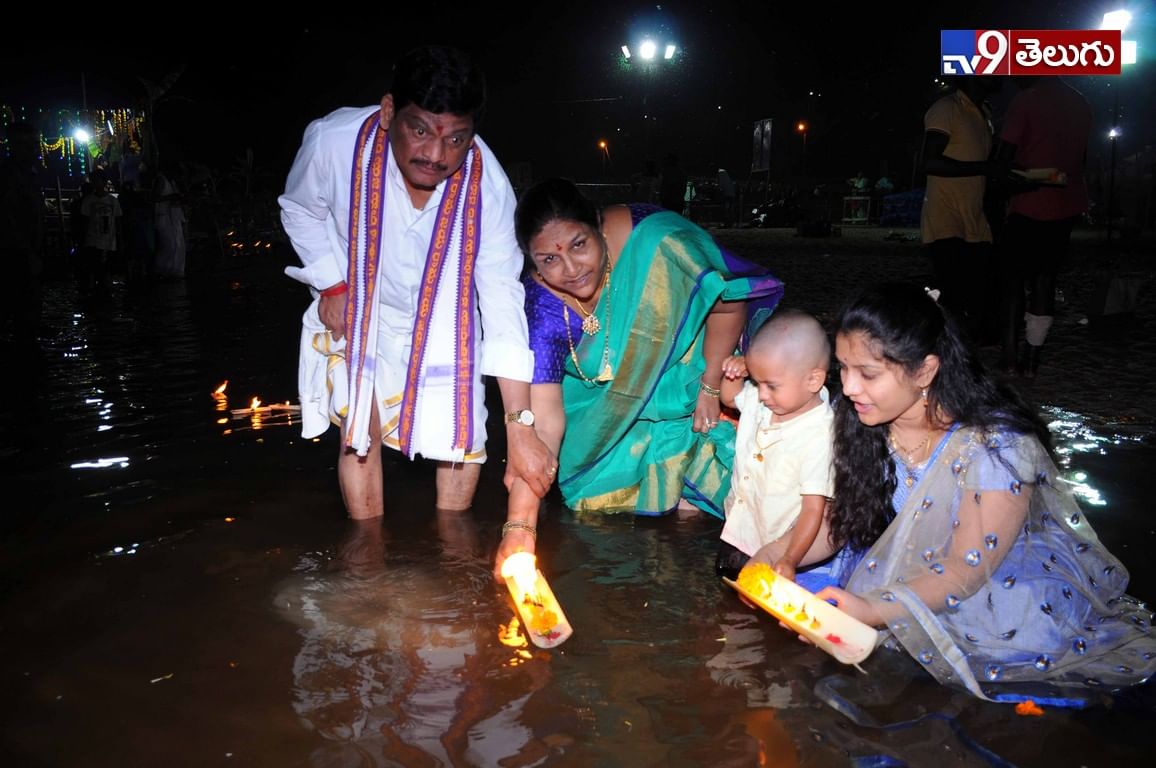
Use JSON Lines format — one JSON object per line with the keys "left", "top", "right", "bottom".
{"left": 3, "top": 104, "right": 145, "bottom": 175}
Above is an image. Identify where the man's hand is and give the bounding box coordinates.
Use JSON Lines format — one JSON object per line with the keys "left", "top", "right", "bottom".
{"left": 319, "top": 291, "right": 347, "bottom": 341}
{"left": 505, "top": 425, "right": 555, "bottom": 498}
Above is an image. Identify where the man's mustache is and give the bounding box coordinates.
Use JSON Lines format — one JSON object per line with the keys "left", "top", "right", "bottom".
{"left": 410, "top": 159, "right": 448, "bottom": 173}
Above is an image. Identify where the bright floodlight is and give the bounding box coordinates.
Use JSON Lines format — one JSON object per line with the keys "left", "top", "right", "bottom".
{"left": 73, "top": 128, "right": 90, "bottom": 143}
{"left": 1101, "top": 10, "right": 1132, "bottom": 31}
{"left": 621, "top": 45, "right": 631, "bottom": 59}
{"left": 664, "top": 44, "right": 676, "bottom": 59}
{"left": 1109, "top": 127, "right": 1121, "bottom": 139}
{"left": 639, "top": 39, "right": 657, "bottom": 60}
{"left": 1122, "top": 39, "right": 1137, "bottom": 65}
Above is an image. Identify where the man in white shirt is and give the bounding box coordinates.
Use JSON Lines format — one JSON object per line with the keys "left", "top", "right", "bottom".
{"left": 79, "top": 168, "right": 122, "bottom": 295}
{"left": 280, "top": 46, "right": 553, "bottom": 518}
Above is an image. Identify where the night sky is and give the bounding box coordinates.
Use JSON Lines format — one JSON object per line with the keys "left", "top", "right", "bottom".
{"left": 2, "top": 1, "right": 1150, "bottom": 193}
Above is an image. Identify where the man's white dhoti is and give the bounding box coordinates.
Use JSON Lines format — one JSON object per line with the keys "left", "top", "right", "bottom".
{"left": 297, "top": 304, "right": 488, "bottom": 463}
{"left": 376, "top": 323, "right": 488, "bottom": 464}
{"left": 298, "top": 299, "right": 348, "bottom": 439}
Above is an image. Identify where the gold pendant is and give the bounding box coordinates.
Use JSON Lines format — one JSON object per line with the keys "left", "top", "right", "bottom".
{"left": 754, "top": 452, "right": 764, "bottom": 462}
{"left": 581, "top": 313, "right": 601, "bottom": 336}
{"left": 904, "top": 475, "right": 914, "bottom": 488}
{"left": 596, "top": 363, "right": 614, "bottom": 382}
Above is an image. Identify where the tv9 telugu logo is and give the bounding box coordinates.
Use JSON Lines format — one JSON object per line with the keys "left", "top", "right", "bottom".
{"left": 941, "top": 30, "right": 1122, "bottom": 75}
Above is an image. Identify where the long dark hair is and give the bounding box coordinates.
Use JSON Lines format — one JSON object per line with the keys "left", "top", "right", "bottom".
{"left": 514, "top": 178, "right": 601, "bottom": 267}
{"left": 828, "top": 283, "right": 1052, "bottom": 551}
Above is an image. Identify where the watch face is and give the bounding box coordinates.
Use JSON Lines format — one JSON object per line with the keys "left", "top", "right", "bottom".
{"left": 508, "top": 410, "right": 534, "bottom": 426}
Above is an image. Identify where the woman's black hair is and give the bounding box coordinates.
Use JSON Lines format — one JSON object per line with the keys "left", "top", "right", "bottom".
{"left": 514, "top": 177, "right": 601, "bottom": 267}
{"left": 828, "top": 282, "right": 1053, "bottom": 551}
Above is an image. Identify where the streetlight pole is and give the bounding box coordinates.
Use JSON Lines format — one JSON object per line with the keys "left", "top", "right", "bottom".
{"left": 796, "top": 121, "right": 809, "bottom": 177}
{"left": 1107, "top": 95, "right": 1118, "bottom": 243}
{"left": 1100, "top": 9, "right": 1134, "bottom": 244}
{"left": 620, "top": 38, "right": 677, "bottom": 173}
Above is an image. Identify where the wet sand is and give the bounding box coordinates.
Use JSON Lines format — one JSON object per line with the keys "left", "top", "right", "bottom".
{"left": 1, "top": 227, "right": 1153, "bottom": 766}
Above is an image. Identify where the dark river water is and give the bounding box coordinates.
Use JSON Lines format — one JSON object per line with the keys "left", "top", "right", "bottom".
{"left": 2, "top": 253, "right": 1153, "bottom": 767}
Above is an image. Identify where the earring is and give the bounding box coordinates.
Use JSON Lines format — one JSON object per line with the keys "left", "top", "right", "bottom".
{"left": 921, "top": 387, "right": 928, "bottom": 407}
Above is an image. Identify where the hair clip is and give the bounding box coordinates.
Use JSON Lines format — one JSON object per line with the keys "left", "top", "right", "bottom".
{"left": 924, "top": 286, "right": 942, "bottom": 303}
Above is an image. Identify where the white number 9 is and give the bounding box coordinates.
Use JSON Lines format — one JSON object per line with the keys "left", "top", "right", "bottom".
{"left": 977, "top": 30, "right": 1008, "bottom": 74}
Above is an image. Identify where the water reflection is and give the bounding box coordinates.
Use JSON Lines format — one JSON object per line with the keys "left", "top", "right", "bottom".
{"left": 708, "top": 610, "right": 796, "bottom": 708}
{"left": 1060, "top": 471, "right": 1106, "bottom": 507}
{"left": 69, "top": 456, "right": 130, "bottom": 469}
{"left": 95, "top": 529, "right": 194, "bottom": 559}
{"left": 277, "top": 512, "right": 558, "bottom": 767}
{"left": 4, "top": 266, "right": 1155, "bottom": 766}
{"left": 1044, "top": 405, "right": 1153, "bottom": 511}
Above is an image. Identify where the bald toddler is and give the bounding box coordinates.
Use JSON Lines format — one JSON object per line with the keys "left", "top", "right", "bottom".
{"left": 715, "top": 309, "right": 835, "bottom": 582}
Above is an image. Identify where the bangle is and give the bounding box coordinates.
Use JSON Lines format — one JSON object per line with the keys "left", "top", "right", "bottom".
{"left": 699, "top": 381, "right": 721, "bottom": 398}
{"left": 320, "top": 282, "right": 348, "bottom": 298}
{"left": 501, "top": 520, "right": 537, "bottom": 539}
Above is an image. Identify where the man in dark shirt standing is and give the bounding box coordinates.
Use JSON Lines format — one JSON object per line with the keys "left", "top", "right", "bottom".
{"left": 997, "top": 77, "right": 1093, "bottom": 376}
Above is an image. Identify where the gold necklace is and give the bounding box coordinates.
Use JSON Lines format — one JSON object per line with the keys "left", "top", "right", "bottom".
{"left": 563, "top": 295, "right": 613, "bottom": 384}
{"left": 561, "top": 257, "right": 613, "bottom": 382}
{"left": 752, "top": 422, "right": 781, "bottom": 462}
{"left": 888, "top": 427, "right": 932, "bottom": 487}
{"left": 574, "top": 298, "right": 600, "bottom": 336}
{"left": 572, "top": 263, "right": 610, "bottom": 336}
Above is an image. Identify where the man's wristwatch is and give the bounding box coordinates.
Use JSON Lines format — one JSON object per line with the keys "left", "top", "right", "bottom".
{"left": 505, "top": 409, "right": 535, "bottom": 427}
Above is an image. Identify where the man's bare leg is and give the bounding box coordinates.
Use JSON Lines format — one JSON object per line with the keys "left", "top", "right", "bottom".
{"left": 338, "top": 408, "right": 384, "bottom": 520}
{"left": 435, "top": 462, "right": 481, "bottom": 511}
{"left": 435, "top": 506, "right": 480, "bottom": 559}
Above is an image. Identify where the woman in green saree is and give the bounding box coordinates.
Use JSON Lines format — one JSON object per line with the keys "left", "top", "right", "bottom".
{"left": 495, "top": 178, "right": 783, "bottom": 575}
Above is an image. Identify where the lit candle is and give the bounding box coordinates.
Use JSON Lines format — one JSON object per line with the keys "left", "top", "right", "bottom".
{"left": 499, "top": 552, "right": 572, "bottom": 649}
{"left": 212, "top": 381, "right": 229, "bottom": 411}
{"left": 228, "top": 398, "right": 302, "bottom": 418}
{"left": 725, "top": 563, "right": 878, "bottom": 666}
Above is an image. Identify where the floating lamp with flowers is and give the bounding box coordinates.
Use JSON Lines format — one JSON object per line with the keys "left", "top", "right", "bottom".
{"left": 499, "top": 552, "right": 572, "bottom": 649}
{"left": 726, "top": 562, "right": 878, "bottom": 666}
